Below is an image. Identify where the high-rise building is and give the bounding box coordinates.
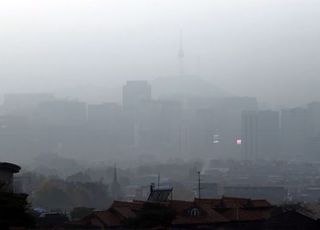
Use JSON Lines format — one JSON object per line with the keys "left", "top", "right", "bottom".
{"left": 242, "top": 110, "right": 280, "bottom": 160}
{"left": 306, "top": 102, "right": 320, "bottom": 137}
{"left": 122, "top": 81, "right": 151, "bottom": 109}
{"left": 87, "top": 103, "right": 121, "bottom": 128}
{"left": 257, "top": 110, "right": 280, "bottom": 160}
{"left": 280, "top": 108, "right": 307, "bottom": 159}
{"left": 306, "top": 102, "right": 320, "bottom": 159}
{"left": 241, "top": 111, "right": 258, "bottom": 160}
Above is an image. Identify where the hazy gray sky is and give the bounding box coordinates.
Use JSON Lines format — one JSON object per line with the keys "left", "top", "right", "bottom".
{"left": 0, "top": 0, "right": 319, "bottom": 106}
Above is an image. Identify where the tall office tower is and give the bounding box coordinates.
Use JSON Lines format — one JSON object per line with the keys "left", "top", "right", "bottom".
{"left": 306, "top": 102, "right": 320, "bottom": 159}
{"left": 241, "top": 110, "right": 280, "bottom": 161}
{"left": 135, "top": 99, "right": 182, "bottom": 157}
{"left": 241, "top": 111, "right": 258, "bottom": 160}
{"left": 280, "top": 108, "right": 307, "bottom": 159}
{"left": 87, "top": 103, "right": 121, "bottom": 128}
{"left": 307, "top": 102, "right": 320, "bottom": 137}
{"left": 257, "top": 110, "right": 280, "bottom": 160}
{"left": 122, "top": 81, "right": 152, "bottom": 110}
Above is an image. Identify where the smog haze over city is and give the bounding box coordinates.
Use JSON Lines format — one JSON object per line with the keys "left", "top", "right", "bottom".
{"left": 2, "top": 1, "right": 320, "bottom": 229}
{"left": 1, "top": 0, "right": 320, "bottom": 107}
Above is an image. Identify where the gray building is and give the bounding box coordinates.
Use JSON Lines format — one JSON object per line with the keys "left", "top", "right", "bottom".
{"left": 241, "top": 111, "right": 258, "bottom": 160}
{"left": 35, "top": 99, "right": 87, "bottom": 126}
{"left": 122, "top": 81, "right": 151, "bottom": 110}
{"left": 257, "top": 110, "right": 280, "bottom": 160}
{"left": 3, "top": 93, "right": 55, "bottom": 113}
{"left": 241, "top": 110, "right": 280, "bottom": 160}
{"left": 224, "top": 185, "right": 287, "bottom": 204}
{"left": 87, "top": 103, "right": 121, "bottom": 128}
{"left": 280, "top": 108, "right": 307, "bottom": 159}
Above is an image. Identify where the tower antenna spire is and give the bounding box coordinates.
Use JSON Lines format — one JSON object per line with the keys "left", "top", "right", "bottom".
{"left": 178, "top": 29, "right": 184, "bottom": 77}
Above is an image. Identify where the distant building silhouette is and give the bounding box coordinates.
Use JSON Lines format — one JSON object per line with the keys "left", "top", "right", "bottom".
{"left": 87, "top": 102, "right": 120, "bottom": 128}
{"left": 241, "top": 111, "right": 258, "bottom": 160}
{"left": 34, "top": 99, "right": 86, "bottom": 126}
{"left": 3, "top": 93, "right": 55, "bottom": 116}
{"left": 242, "top": 110, "right": 280, "bottom": 160}
{"left": 122, "top": 81, "right": 151, "bottom": 110}
{"left": 306, "top": 102, "right": 320, "bottom": 159}
{"left": 280, "top": 108, "right": 307, "bottom": 159}
{"left": 110, "top": 165, "right": 122, "bottom": 200}
{"left": 257, "top": 110, "right": 280, "bottom": 160}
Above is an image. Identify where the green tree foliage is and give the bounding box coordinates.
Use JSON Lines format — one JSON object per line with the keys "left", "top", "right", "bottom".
{"left": 32, "top": 179, "right": 112, "bottom": 211}
{"left": 33, "top": 186, "right": 72, "bottom": 210}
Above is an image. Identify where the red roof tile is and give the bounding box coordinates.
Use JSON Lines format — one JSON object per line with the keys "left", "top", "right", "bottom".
{"left": 169, "top": 200, "right": 228, "bottom": 225}
{"left": 83, "top": 210, "right": 122, "bottom": 227}
{"left": 219, "top": 208, "right": 271, "bottom": 222}
{"left": 251, "top": 199, "right": 272, "bottom": 208}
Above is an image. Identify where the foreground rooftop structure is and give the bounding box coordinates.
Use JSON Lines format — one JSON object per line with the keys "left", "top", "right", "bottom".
{"left": 0, "top": 162, "right": 21, "bottom": 193}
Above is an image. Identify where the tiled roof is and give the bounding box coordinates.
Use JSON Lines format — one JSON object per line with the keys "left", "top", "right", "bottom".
{"left": 83, "top": 210, "right": 122, "bottom": 227}
{"left": 112, "top": 206, "right": 136, "bottom": 219}
{"left": 219, "top": 208, "right": 271, "bottom": 222}
{"left": 195, "top": 197, "right": 273, "bottom": 222}
{"left": 251, "top": 199, "right": 272, "bottom": 208}
{"left": 297, "top": 204, "right": 320, "bottom": 220}
{"left": 81, "top": 197, "right": 274, "bottom": 227}
{"left": 170, "top": 200, "right": 228, "bottom": 225}
{"left": 112, "top": 200, "right": 144, "bottom": 208}
{"left": 195, "top": 197, "right": 272, "bottom": 209}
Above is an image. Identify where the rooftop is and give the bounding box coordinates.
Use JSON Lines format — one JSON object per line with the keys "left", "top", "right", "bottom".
{"left": 0, "top": 162, "right": 21, "bottom": 173}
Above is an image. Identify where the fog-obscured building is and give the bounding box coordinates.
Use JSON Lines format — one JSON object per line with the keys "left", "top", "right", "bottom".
{"left": 134, "top": 100, "right": 182, "bottom": 156}
{"left": 122, "top": 81, "right": 151, "bottom": 110}
{"left": 242, "top": 110, "right": 280, "bottom": 160}
{"left": 3, "top": 93, "right": 55, "bottom": 115}
{"left": 306, "top": 102, "right": 320, "bottom": 159}
{"left": 223, "top": 185, "right": 287, "bottom": 203}
{"left": 241, "top": 111, "right": 258, "bottom": 160}
{"left": 87, "top": 103, "right": 121, "bottom": 128}
{"left": 280, "top": 108, "right": 307, "bottom": 159}
{"left": 257, "top": 110, "right": 280, "bottom": 160}
{"left": 199, "top": 182, "right": 218, "bottom": 199}
{"left": 34, "top": 100, "right": 87, "bottom": 126}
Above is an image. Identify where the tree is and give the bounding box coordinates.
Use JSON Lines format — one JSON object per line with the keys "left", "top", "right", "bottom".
{"left": 33, "top": 186, "right": 72, "bottom": 210}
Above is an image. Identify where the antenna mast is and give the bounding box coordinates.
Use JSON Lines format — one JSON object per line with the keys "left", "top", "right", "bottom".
{"left": 178, "top": 30, "right": 184, "bottom": 77}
